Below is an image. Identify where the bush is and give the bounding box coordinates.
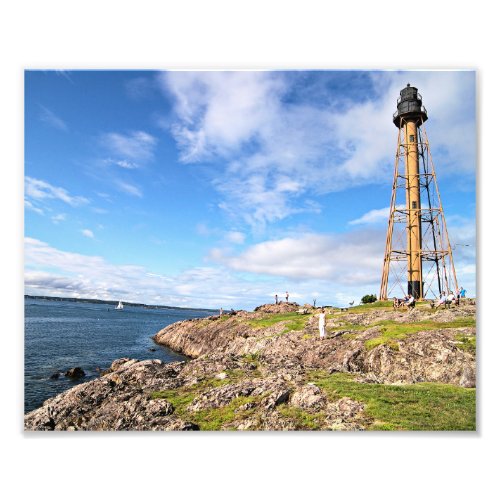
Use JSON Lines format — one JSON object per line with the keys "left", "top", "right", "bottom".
{"left": 361, "top": 294, "right": 377, "bottom": 304}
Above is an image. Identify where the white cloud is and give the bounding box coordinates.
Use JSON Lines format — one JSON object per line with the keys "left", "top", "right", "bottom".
{"left": 39, "top": 105, "right": 68, "bottom": 131}
{"left": 348, "top": 205, "right": 406, "bottom": 225}
{"left": 101, "top": 130, "right": 157, "bottom": 162}
{"left": 81, "top": 229, "right": 94, "bottom": 238}
{"left": 209, "top": 230, "right": 385, "bottom": 285}
{"left": 25, "top": 177, "right": 89, "bottom": 208}
{"left": 349, "top": 207, "right": 391, "bottom": 225}
{"left": 102, "top": 158, "right": 139, "bottom": 169}
{"left": 51, "top": 213, "right": 66, "bottom": 224}
{"left": 159, "top": 71, "right": 475, "bottom": 229}
{"left": 159, "top": 71, "right": 285, "bottom": 161}
{"left": 25, "top": 199, "right": 44, "bottom": 215}
{"left": 225, "top": 231, "right": 246, "bottom": 244}
{"left": 23, "top": 237, "right": 274, "bottom": 308}
{"left": 114, "top": 180, "right": 143, "bottom": 197}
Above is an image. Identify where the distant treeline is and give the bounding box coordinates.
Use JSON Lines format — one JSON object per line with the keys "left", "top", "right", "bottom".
{"left": 24, "top": 295, "right": 217, "bottom": 312}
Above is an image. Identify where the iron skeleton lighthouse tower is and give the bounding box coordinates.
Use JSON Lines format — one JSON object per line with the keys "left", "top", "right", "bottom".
{"left": 379, "top": 84, "right": 458, "bottom": 300}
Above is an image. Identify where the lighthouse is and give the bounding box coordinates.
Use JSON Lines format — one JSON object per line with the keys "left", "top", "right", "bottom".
{"left": 380, "top": 84, "right": 458, "bottom": 301}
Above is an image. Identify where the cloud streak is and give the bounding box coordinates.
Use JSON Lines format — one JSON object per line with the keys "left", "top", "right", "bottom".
{"left": 25, "top": 177, "right": 89, "bottom": 209}
{"left": 101, "top": 130, "right": 157, "bottom": 163}
{"left": 39, "top": 105, "right": 68, "bottom": 131}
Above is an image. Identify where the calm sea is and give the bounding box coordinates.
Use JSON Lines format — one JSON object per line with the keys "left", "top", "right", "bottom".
{"left": 24, "top": 298, "right": 215, "bottom": 413}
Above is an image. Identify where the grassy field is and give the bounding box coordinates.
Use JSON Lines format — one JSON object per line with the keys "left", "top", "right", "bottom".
{"left": 330, "top": 316, "right": 476, "bottom": 351}
{"left": 346, "top": 300, "right": 438, "bottom": 313}
{"left": 246, "top": 312, "right": 311, "bottom": 333}
{"left": 151, "top": 368, "right": 475, "bottom": 431}
{"left": 364, "top": 317, "right": 476, "bottom": 350}
{"left": 309, "top": 371, "right": 476, "bottom": 431}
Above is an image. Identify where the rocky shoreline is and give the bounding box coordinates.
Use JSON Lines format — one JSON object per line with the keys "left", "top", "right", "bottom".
{"left": 24, "top": 302, "right": 476, "bottom": 431}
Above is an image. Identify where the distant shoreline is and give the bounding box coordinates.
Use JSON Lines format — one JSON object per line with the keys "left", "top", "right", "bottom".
{"left": 24, "top": 294, "right": 218, "bottom": 313}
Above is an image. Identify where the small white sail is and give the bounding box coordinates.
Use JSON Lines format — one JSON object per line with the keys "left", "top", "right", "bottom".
{"left": 115, "top": 301, "right": 124, "bottom": 310}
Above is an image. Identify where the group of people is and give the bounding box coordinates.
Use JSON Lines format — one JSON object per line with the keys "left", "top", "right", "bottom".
{"left": 435, "top": 287, "right": 465, "bottom": 308}
{"left": 393, "top": 294, "right": 415, "bottom": 309}
{"left": 275, "top": 291, "right": 290, "bottom": 304}
{"left": 392, "top": 287, "right": 467, "bottom": 310}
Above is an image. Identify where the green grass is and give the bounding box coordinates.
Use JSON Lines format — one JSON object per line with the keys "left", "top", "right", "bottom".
{"left": 308, "top": 371, "right": 475, "bottom": 431}
{"left": 151, "top": 377, "right": 228, "bottom": 409}
{"left": 241, "top": 352, "right": 261, "bottom": 363}
{"left": 246, "top": 312, "right": 311, "bottom": 333}
{"left": 364, "top": 317, "right": 476, "bottom": 350}
{"left": 347, "top": 300, "right": 434, "bottom": 313}
{"left": 277, "top": 406, "right": 326, "bottom": 430}
{"left": 346, "top": 301, "right": 393, "bottom": 312}
{"left": 152, "top": 381, "right": 263, "bottom": 431}
{"left": 150, "top": 368, "right": 265, "bottom": 430}
{"left": 194, "top": 396, "right": 260, "bottom": 430}
{"left": 455, "top": 333, "right": 476, "bottom": 355}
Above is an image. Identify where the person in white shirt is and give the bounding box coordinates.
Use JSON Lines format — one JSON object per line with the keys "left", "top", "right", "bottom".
{"left": 318, "top": 308, "right": 326, "bottom": 339}
{"left": 406, "top": 294, "right": 415, "bottom": 305}
{"left": 435, "top": 292, "right": 446, "bottom": 309}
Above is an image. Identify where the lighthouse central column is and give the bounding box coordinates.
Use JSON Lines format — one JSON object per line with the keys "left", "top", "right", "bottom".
{"left": 404, "top": 119, "right": 422, "bottom": 298}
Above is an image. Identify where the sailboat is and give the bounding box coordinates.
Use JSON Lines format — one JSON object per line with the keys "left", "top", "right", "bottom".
{"left": 115, "top": 301, "right": 124, "bottom": 310}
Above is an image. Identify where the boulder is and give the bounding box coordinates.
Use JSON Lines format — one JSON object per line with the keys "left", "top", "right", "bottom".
{"left": 290, "top": 384, "right": 327, "bottom": 411}
{"left": 64, "top": 367, "right": 85, "bottom": 379}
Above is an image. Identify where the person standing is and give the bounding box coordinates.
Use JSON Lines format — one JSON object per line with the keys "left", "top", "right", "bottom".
{"left": 318, "top": 308, "right": 326, "bottom": 339}
{"left": 285, "top": 291, "right": 289, "bottom": 303}
{"left": 460, "top": 287, "right": 466, "bottom": 298}
{"left": 275, "top": 294, "right": 278, "bottom": 304}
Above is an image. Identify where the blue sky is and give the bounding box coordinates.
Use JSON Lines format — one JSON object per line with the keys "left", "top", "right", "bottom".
{"left": 24, "top": 70, "right": 476, "bottom": 309}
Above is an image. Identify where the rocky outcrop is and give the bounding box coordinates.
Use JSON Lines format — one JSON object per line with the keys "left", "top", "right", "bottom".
{"left": 25, "top": 302, "right": 476, "bottom": 431}
{"left": 290, "top": 384, "right": 327, "bottom": 411}
{"left": 254, "top": 302, "right": 300, "bottom": 313}
{"left": 154, "top": 305, "right": 476, "bottom": 387}
{"left": 25, "top": 359, "right": 197, "bottom": 431}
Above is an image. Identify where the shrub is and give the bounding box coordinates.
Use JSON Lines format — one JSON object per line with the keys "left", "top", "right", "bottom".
{"left": 361, "top": 294, "right": 377, "bottom": 304}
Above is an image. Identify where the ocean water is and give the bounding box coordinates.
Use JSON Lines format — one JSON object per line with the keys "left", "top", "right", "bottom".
{"left": 24, "top": 298, "right": 215, "bottom": 413}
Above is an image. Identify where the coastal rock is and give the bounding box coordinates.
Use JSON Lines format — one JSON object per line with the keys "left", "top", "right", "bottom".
{"left": 25, "top": 359, "right": 190, "bottom": 431}
{"left": 26, "top": 302, "right": 476, "bottom": 431}
{"left": 154, "top": 304, "right": 475, "bottom": 387}
{"left": 290, "top": 384, "right": 327, "bottom": 411}
{"left": 65, "top": 367, "right": 85, "bottom": 379}
{"left": 186, "top": 376, "right": 292, "bottom": 413}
